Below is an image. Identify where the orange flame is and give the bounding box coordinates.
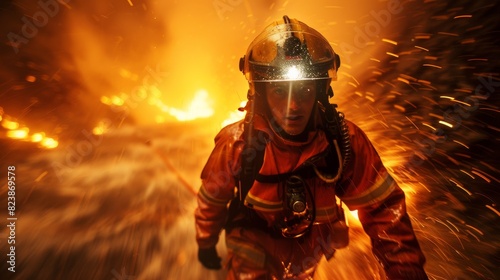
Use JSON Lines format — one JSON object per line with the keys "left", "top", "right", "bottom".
{"left": 221, "top": 101, "right": 246, "bottom": 128}
{"left": 2, "top": 118, "right": 19, "bottom": 130}
{"left": 154, "top": 89, "right": 214, "bottom": 122}
{"left": 6, "top": 127, "right": 29, "bottom": 139}
{"left": 2, "top": 116, "right": 58, "bottom": 149}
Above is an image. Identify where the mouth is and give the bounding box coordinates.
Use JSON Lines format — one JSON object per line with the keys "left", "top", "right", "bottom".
{"left": 286, "top": 115, "right": 304, "bottom": 122}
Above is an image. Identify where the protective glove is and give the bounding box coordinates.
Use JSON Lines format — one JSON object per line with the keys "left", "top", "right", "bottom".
{"left": 198, "top": 247, "right": 222, "bottom": 270}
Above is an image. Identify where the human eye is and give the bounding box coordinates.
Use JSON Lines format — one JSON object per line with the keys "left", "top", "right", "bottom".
{"left": 297, "top": 85, "right": 315, "bottom": 99}
{"left": 271, "top": 86, "right": 287, "bottom": 97}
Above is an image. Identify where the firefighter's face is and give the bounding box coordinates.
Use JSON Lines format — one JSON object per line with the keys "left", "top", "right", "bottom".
{"left": 265, "top": 80, "right": 317, "bottom": 135}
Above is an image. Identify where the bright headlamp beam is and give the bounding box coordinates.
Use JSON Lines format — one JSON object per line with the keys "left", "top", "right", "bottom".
{"left": 284, "top": 65, "right": 302, "bottom": 80}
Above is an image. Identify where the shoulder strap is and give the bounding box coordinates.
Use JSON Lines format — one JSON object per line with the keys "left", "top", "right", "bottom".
{"left": 238, "top": 130, "right": 266, "bottom": 203}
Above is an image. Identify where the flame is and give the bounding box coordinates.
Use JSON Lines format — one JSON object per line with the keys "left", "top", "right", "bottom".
{"left": 7, "top": 127, "right": 29, "bottom": 139}
{"left": 221, "top": 101, "right": 247, "bottom": 128}
{"left": 99, "top": 72, "right": 215, "bottom": 122}
{"left": 31, "top": 132, "right": 45, "bottom": 142}
{"left": 155, "top": 89, "right": 214, "bottom": 122}
{"left": 92, "top": 121, "right": 110, "bottom": 135}
{"left": 40, "top": 137, "right": 59, "bottom": 149}
{"left": 100, "top": 95, "right": 126, "bottom": 106}
{"left": 2, "top": 118, "right": 20, "bottom": 130}
{"left": 1, "top": 114, "right": 58, "bottom": 149}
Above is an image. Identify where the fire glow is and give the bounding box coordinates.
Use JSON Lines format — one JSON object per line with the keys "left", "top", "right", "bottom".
{"left": 1, "top": 115, "right": 58, "bottom": 149}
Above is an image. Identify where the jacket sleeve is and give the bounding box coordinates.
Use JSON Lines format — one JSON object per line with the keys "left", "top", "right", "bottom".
{"left": 337, "top": 121, "right": 428, "bottom": 280}
{"left": 194, "top": 122, "right": 244, "bottom": 249}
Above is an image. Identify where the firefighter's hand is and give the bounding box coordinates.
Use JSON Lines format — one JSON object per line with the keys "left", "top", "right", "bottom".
{"left": 198, "top": 247, "right": 222, "bottom": 270}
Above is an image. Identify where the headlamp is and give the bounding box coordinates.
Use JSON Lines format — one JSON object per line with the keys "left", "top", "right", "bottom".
{"left": 284, "top": 65, "right": 302, "bottom": 80}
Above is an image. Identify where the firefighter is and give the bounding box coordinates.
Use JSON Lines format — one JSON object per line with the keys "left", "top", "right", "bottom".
{"left": 195, "top": 15, "right": 428, "bottom": 279}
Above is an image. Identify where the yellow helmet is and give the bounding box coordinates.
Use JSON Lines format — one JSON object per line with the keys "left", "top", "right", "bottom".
{"left": 239, "top": 15, "right": 340, "bottom": 83}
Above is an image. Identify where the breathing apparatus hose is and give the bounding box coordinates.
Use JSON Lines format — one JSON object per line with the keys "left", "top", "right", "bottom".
{"left": 314, "top": 86, "right": 352, "bottom": 184}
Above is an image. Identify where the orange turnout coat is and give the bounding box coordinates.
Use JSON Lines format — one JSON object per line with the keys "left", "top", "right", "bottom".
{"left": 195, "top": 113, "right": 428, "bottom": 279}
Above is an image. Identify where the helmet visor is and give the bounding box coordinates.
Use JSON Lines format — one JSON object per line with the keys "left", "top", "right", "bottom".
{"left": 243, "top": 19, "right": 337, "bottom": 82}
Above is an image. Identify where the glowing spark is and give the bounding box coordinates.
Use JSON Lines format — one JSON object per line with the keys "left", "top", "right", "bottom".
{"left": 343, "top": 73, "right": 360, "bottom": 85}
{"left": 404, "top": 100, "right": 417, "bottom": 108}
{"left": 422, "top": 122, "right": 436, "bottom": 130}
{"left": 451, "top": 99, "right": 472, "bottom": 106}
{"left": 480, "top": 107, "right": 500, "bottom": 113}
{"left": 26, "top": 75, "right": 36, "bottom": 82}
{"left": 454, "top": 15, "right": 472, "bottom": 19}
{"left": 415, "top": 45, "right": 429, "bottom": 51}
{"left": 417, "top": 79, "right": 431, "bottom": 86}
{"left": 471, "top": 170, "right": 492, "bottom": 183}
{"left": 423, "top": 64, "right": 442, "bottom": 69}
{"left": 440, "top": 95, "right": 454, "bottom": 100}
{"left": 448, "top": 178, "right": 472, "bottom": 196}
{"left": 394, "top": 104, "right": 405, "bottom": 112}
{"left": 423, "top": 96, "right": 439, "bottom": 105}
{"left": 349, "top": 82, "right": 358, "bottom": 88}
{"left": 414, "top": 34, "right": 431, "bottom": 39}
{"left": 127, "top": 0, "right": 134, "bottom": 6}
{"left": 467, "top": 58, "right": 488, "bottom": 62}
{"left": 405, "top": 116, "right": 419, "bottom": 130}
{"left": 438, "top": 120, "right": 453, "bottom": 128}
{"left": 386, "top": 52, "right": 399, "bottom": 58}
{"left": 397, "top": 77, "right": 410, "bottom": 84}
{"left": 382, "top": 38, "right": 398, "bottom": 45}
{"left": 390, "top": 124, "right": 402, "bottom": 131}
{"left": 428, "top": 113, "right": 444, "bottom": 120}
{"left": 453, "top": 140, "right": 469, "bottom": 149}
{"left": 417, "top": 182, "right": 431, "bottom": 193}
{"left": 455, "top": 153, "right": 471, "bottom": 159}
{"left": 431, "top": 217, "right": 465, "bottom": 249}
{"left": 446, "top": 220, "right": 459, "bottom": 232}
{"left": 438, "top": 32, "right": 459, "bottom": 37}
{"left": 485, "top": 205, "right": 500, "bottom": 217}
{"left": 459, "top": 170, "right": 475, "bottom": 179}
{"left": 465, "top": 230, "right": 481, "bottom": 242}
{"left": 35, "top": 171, "right": 48, "bottom": 182}
{"left": 465, "top": 224, "right": 484, "bottom": 236}
{"left": 461, "top": 38, "right": 475, "bottom": 44}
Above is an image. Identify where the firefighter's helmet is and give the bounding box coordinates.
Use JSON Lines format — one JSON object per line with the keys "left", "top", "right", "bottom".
{"left": 239, "top": 15, "right": 340, "bottom": 86}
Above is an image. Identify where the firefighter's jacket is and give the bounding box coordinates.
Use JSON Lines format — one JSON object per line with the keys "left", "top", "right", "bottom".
{"left": 195, "top": 113, "right": 428, "bottom": 279}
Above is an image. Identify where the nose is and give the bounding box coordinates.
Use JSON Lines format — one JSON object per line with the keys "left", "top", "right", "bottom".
{"left": 288, "top": 93, "right": 300, "bottom": 110}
